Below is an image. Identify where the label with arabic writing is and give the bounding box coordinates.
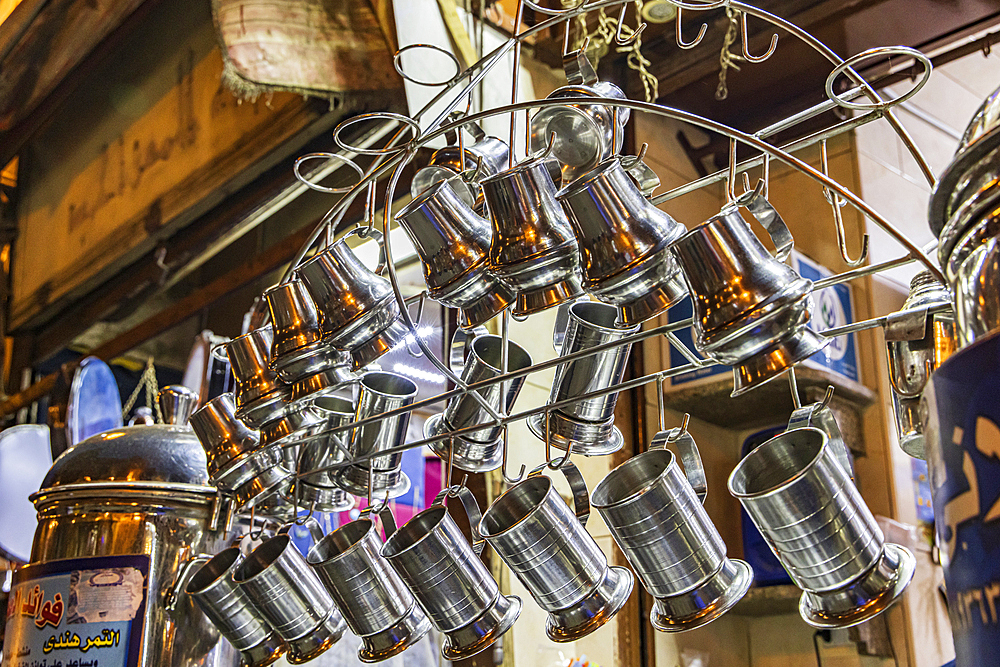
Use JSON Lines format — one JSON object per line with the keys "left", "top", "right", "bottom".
{"left": 2, "top": 555, "right": 149, "bottom": 667}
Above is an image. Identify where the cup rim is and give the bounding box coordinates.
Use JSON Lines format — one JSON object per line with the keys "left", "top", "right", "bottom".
{"left": 727, "top": 427, "right": 827, "bottom": 499}
{"left": 672, "top": 205, "right": 742, "bottom": 248}
{"left": 479, "top": 475, "right": 553, "bottom": 539}
{"left": 187, "top": 547, "right": 242, "bottom": 595}
{"left": 360, "top": 371, "right": 419, "bottom": 400}
{"left": 569, "top": 300, "right": 638, "bottom": 334}
{"left": 381, "top": 505, "right": 449, "bottom": 559}
{"left": 233, "top": 534, "right": 293, "bottom": 584}
{"left": 554, "top": 156, "right": 621, "bottom": 200}
{"left": 307, "top": 518, "right": 376, "bottom": 566}
{"left": 470, "top": 335, "right": 533, "bottom": 375}
{"left": 480, "top": 155, "right": 559, "bottom": 185}
{"left": 591, "top": 448, "right": 676, "bottom": 510}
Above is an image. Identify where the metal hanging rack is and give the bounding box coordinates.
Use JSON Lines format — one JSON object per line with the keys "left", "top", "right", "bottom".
{"left": 251, "top": 0, "right": 947, "bottom": 502}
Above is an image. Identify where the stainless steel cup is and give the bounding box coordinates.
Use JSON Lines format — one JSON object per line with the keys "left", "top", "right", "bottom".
{"left": 480, "top": 464, "right": 633, "bottom": 641}
{"left": 186, "top": 548, "right": 286, "bottom": 667}
{"left": 225, "top": 327, "right": 289, "bottom": 428}
{"left": 424, "top": 335, "right": 532, "bottom": 472}
{"left": 298, "top": 230, "right": 408, "bottom": 370}
{"left": 728, "top": 426, "right": 915, "bottom": 628}
{"left": 234, "top": 533, "right": 347, "bottom": 664}
{"left": 382, "top": 487, "right": 521, "bottom": 661}
{"left": 337, "top": 372, "right": 417, "bottom": 499}
{"left": 410, "top": 126, "right": 509, "bottom": 213}
{"left": 396, "top": 180, "right": 515, "bottom": 328}
{"left": 557, "top": 157, "right": 688, "bottom": 325}
{"left": 593, "top": 448, "right": 752, "bottom": 632}
{"left": 885, "top": 271, "right": 958, "bottom": 458}
{"left": 295, "top": 393, "right": 356, "bottom": 513}
{"left": 669, "top": 205, "right": 830, "bottom": 396}
{"left": 528, "top": 301, "right": 638, "bottom": 455}
{"left": 191, "top": 393, "right": 293, "bottom": 512}
{"left": 308, "top": 515, "right": 431, "bottom": 662}
{"left": 482, "top": 157, "right": 584, "bottom": 318}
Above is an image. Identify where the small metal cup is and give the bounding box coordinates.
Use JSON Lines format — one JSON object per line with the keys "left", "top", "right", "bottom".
{"left": 425, "top": 335, "right": 532, "bottom": 472}
{"left": 396, "top": 180, "right": 515, "bottom": 328}
{"left": 186, "top": 548, "right": 285, "bottom": 667}
{"left": 337, "top": 372, "right": 417, "bottom": 499}
{"left": 593, "top": 447, "right": 752, "bottom": 632}
{"left": 295, "top": 393, "right": 355, "bottom": 513}
{"left": 224, "top": 327, "right": 288, "bottom": 428}
{"left": 234, "top": 533, "right": 347, "bottom": 664}
{"left": 265, "top": 280, "right": 323, "bottom": 366}
{"left": 528, "top": 301, "right": 638, "bottom": 455}
{"left": 481, "top": 464, "right": 632, "bottom": 642}
{"left": 382, "top": 487, "right": 521, "bottom": 661}
{"left": 482, "top": 157, "right": 584, "bottom": 317}
{"left": 298, "top": 230, "right": 408, "bottom": 369}
{"left": 308, "top": 514, "right": 431, "bottom": 663}
{"left": 729, "top": 427, "right": 915, "bottom": 628}
{"left": 557, "top": 157, "right": 688, "bottom": 325}
{"left": 191, "top": 393, "right": 261, "bottom": 478}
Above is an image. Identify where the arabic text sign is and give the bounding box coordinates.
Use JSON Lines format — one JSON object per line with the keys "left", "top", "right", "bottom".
{"left": 3, "top": 555, "right": 149, "bottom": 667}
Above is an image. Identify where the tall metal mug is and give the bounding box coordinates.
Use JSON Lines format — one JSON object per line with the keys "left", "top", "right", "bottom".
{"left": 381, "top": 486, "right": 521, "bottom": 661}
{"left": 592, "top": 433, "right": 752, "bottom": 632}
{"left": 480, "top": 462, "right": 633, "bottom": 642}
{"left": 729, "top": 426, "right": 914, "bottom": 628}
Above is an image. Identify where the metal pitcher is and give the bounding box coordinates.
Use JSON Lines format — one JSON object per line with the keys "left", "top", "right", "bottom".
{"left": 669, "top": 198, "right": 829, "bottom": 396}
{"left": 225, "top": 327, "right": 288, "bottom": 428}
{"left": 185, "top": 548, "right": 286, "bottom": 667}
{"left": 298, "top": 229, "right": 408, "bottom": 369}
{"left": 425, "top": 334, "right": 532, "bottom": 472}
{"left": 382, "top": 486, "right": 521, "bottom": 661}
{"left": 308, "top": 510, "right": 431, "bottom": 663}
{"left": 337, "top": 371, "right": 417, "bottom": 499}
{"left": 728, "top": 426, "right": 914, "bottom": 628}
{"left": 884, "top": 271, "right": 957, "bottom": 457}
{"left": 557, "top": 157, "right": 688, "bottom": 325}
{"left": 395, "top": 180, "right": 515, "bottom": 328}
{"left": 234, "top": 529, "right": 347, "bottom": 664}
{"left": 593, "top": 437, "right": 751, "bottom": 632}
{"left": 529, "top": 301, "right": 637, "bottom": 455}
{"left": 482, "top": 156, "right": 584, "bottom": 318}
{"left": 480, "top": 463, "right": 633, "bottom": 642}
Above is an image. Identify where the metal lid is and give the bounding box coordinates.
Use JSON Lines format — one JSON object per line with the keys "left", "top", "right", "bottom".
{"left": 39, "top": 424, "right": 212, "bottom": 491}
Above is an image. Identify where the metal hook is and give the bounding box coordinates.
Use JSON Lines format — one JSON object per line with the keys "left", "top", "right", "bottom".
{"left": 367, "top": 463, "right": 391, "bottom": 514}
{"left": 549, "top": 437, "right": 573, "bottom": 470}
{"left": 444, "top": 440, "right": 469, "bottom": 499}
{"left": 815, "top": 385, "right": 836, "bottom": 414}
{"left": 247, "top": 504, "right": 265, "bottom": 541}
{"left": 501, "top": 424, "right": 526, "bottom": 484}
{"left": 820, "top": 140, "right": 869, "bottom": 266}
{"left": 740, "top": 10, "right": 778, "bottom": 63}
{"left": 667, "top": 413, "right": 692, "bottom": 441}
{"left": 563, "top": 22, "right": 591, "bottom": 58}
{"left": 615, "top": 3, "right": 647, "bottom": 46}
{"left": 361, "top": 181, "right": 378, "bottom": 236}
{"left": 461, "top": 154, "right": 486, "bottom": 184}
{"left": 675, "top": 6, "right": 708, "bottom": 49}
{"left": 293, "top": 499, "right": 317, "bottom": 526}
{"left": 657, "top": 373, "right": 666, "bottom": 432}
{"left": 726, "top": 138, "right": 738, "bottom": 203}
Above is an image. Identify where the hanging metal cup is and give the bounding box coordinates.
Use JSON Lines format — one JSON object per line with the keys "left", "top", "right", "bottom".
{"left": 529, "top": 50, "right": 629, "bottom": 184}
{"left": 529, "top": 301, "right": 638, "bottom": 455}
{"left": 298, "top": 229, "right": 408, "bottom": 370}
{"left": 295, "top": 393, "right": 356, "bottom": 513}
{"left": 224, "top": 326, "right": 289, "bottom": 428}
{"left": 728, "top": 426, "right": 915, "bottom": 628}
{"left": 669, "top": 189, "right": 830, "bottom": 396}
{"left": 191, "top": 393, "right": 292, "bottom": 511}
{"left": 481, "top": 462, "right": 633, "bottom": 641}
{"left": 557, "top": 157, "right": 688, "bottom": 325}
{"left": 337, "top": 371, "right": 417, "bottom": 499}
{"left": 593, "top": 429, "right": 752, "bottom": 632}
{"left": 424, "top": 335, "right": 532, "bottom": 472}
{"left": 411, "top": 124, "right": 510, "bottom": 213}
{"left": 396, "top": 180, "right": 515, "bottom": 328}
{"left": 482, "top": 157, "right": 585, "bottom": 318}
{"left": 382, "top": 486, "right": 521, "bottom": 661}
{"left": 308, "top": 508, "right": 431, "bottom": 663}
{"left": 185, "top": 548, "right": 286, "bottom": 667}
{"left": 234, "top": 523, "right": 347, "bottom": 664}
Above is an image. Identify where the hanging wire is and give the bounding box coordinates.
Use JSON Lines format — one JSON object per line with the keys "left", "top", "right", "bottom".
{"left": 716, "top": 7, "right": 746, "bottom": 100}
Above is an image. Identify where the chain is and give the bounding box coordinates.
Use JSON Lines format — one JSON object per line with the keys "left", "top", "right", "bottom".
{"left": 573, "top": 2, "right": 657, "bottom": 103}
{"left": 716, "top": 7, "right": 745, "bottom": 100}
{"left": 122, "top": 358, "right": 161, "bottom": 423}
{"left": 620, "top": 0, "right": 658, "bottom": 103}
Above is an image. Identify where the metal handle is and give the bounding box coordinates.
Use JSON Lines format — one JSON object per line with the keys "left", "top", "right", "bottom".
{"left": 450, "top": 325, "right": 489, "bottom": 375}
{"left": 787, "top": 389, "right": 854, "bottom": 479}
{"left": 529, "top": 460, "right": 590, "bottom": 527}
{"left": 164, "top": 554, "right": 212, "bottom": 613}
{"left": 563, "top": 47, "right": 598, "bottom": 86}
{"left": 344, "top": 226, "right": 387, "bottom": 275}
{"left": 650, "top": 425, "right": 707, "bottom": 503}
{"left": 360, "top": 504, "right": 398, "bottom": 539}
{"left": 734, "top": 179, "right": 794, "bottom": 262}
{"left": 433, "top": 485, "right": 485, "bottom": 556}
